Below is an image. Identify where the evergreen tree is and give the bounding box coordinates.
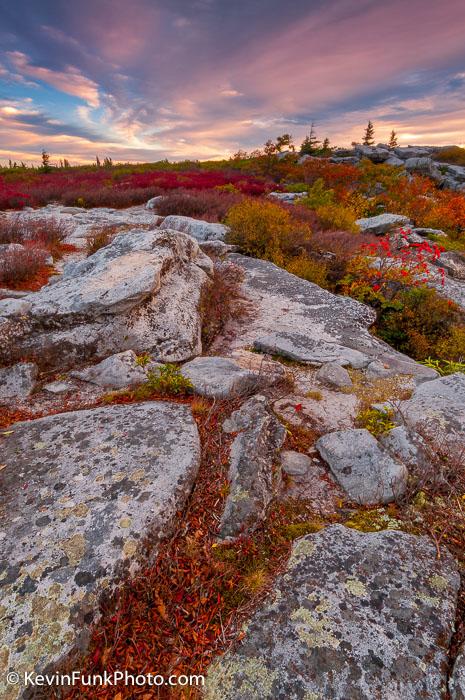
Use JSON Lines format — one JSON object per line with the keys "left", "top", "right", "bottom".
{"left": 300, "top": 123, "right": 320, "bottom": 155}
{"left": 322, "top": 137, "right": 331, "bottom": 153}
{"left": 362, "top": 120, "right": 375, "bottom": 146}
{"left": 40, "top": 149, "right": 52, "bottom": 173}
{"left": 275, "top": 133, "right": 294, "bottom": 152}
{"left": 96, "top": 155, "right": 101, "bottom": 167}
{"left": 388, "top": 130, "right": 398, "bottom": 148}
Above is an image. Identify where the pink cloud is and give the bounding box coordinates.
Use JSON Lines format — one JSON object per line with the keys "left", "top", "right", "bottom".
{"left": 7, "top": 52, "right": 100, "bottom": 107}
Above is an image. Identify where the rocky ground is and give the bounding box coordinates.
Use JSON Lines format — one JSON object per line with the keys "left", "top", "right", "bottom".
{"left": 0, "top": 200, "right": 464, "bottom": 699}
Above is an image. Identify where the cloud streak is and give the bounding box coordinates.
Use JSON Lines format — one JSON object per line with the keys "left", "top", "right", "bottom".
{"left": 1, "top": 0, "right": 465, "bottom": 163}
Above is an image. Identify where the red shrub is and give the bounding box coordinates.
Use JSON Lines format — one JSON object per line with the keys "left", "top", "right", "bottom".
{"left": 0, "top": 245, "right": 49, "bottom": 285}
{"left": 155, "top": 189, "right": 244, "bottom": 221}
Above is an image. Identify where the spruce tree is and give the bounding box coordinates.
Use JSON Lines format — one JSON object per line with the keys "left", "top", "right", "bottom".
{"left": 362, "top": 120, "right": 375, "bottom": 146}
{"left": 300, "top": 123, "right": 320, "bottom": 155}
{"left": 388, "top": 130, "right": 398, "bottom": 148}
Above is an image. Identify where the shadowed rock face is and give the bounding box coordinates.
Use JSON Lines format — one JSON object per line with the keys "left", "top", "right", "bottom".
{"left": 0, "top": 402, "right": 200, "bottom": 700}
{"left": 450, "top": 643, "right": 465, "bottom": 700}
{"left": 0, "top": 228, "right": 210, "bottom": 370}
{"left": 205, "top": 525, "right": 460, "bottom": 700}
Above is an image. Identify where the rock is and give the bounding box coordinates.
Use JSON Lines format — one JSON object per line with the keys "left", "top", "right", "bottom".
{"left": 205, "top": 525, "right": 460, "bottom": 700}
{"left": 412, "top": 227, "right": 447, "bottom": 238}
{"left": 3, "top": 204, "right": 162, "bottom": 249}
{"left": 315, "top": 361, "right": 352, "bottom": 389}
{"left": 330, "top": 156, "right": 360, "bottom": 165}
{"left": 199, "top": 239, "right": 239, "bottom": 257}
{"left": 399, "top": 373, "right": 465, "bottom": 445}
{"left": 316, "top": 428, "right": 408, "bottom": 503}
{"left": 450, "top": 643, "right": 465, "bottom": 700}
{"left": 160, "top": 215, "right": 229, "bottom": 241}
{"left": 70, "top": 350, "right": 159, "bottom": 389}
{"left": 356, "top": 213, "right": 412, "bottom": 235}
{"left": 274, "top": 391, "right": 357, "bottom": 434}
{"left": 365, "top": 359, "right": 392, "bottom": 379}
{"left": 146, "top": 195, "right": 164, "bottom": 210}
{"left": 181, "top": 356, "right": 266, "bottom": 398}
{"left": 223, "top": 254, "right": 433, "bottom": 380}
{"left": 379, "top": 425, "right": 430, "bottom": 471}
{"left": 219, "top": 396, "right": 285, "bottom": 539}
{"left": 404, "top": 156, "right": 443, "bottom": 181}
{"left": 43, "top": 380, "right": 75, "bottom": 394}
{"left": 0, "top": 362, "right": 38, "bottom": 402}
{"left": 280, "top": 450, "right": 311, "bottom": 476}
{"left": 441, "top": 163, "right": 465, "bottom": 182}
{"left": 268, "top": 191, "right": 306, "bottom": 202}
{"left": 0, "top": 229, "right": 210, "bottom": 370}
{"left": 354, "top": 144, "right": 391, "bottom": 163}
{"left": 434, "top": 250, "right": 465, "bottom": 280}
{"left": 0, "top": 402, "right": 200, "bottom": 696}
{"left": 0, "top": 297, "right": 31, "bottom": 317}
{"left": 229, "top": 349, "right": 287, "bottom": 384}
{"left": 0, "top": 288, "right": 30, "bottom": 299}
{"left": 254, "top": 332, "right": 370, "bottom": 368}
{"left": 384, "top": 155, "right": 405, "bottom": 167}
{"left": 394, "top": 146, "right": 435, "bottom": 159}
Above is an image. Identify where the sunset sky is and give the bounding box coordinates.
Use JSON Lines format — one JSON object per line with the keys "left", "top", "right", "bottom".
{"left": 1, "top": 0, "right": 465, "bottom": 165}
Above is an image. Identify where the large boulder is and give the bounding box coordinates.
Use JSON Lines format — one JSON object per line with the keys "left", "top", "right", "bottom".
{"left": 0, "top": 229, "right": 210, "bottom": 370}
{"left": 434, "top": 250, "right": 465, "bottom": 280}
{"left": 160, "top": 215, "right": 228, "bottom": 241}
{"left": 394, "top": 146, "right": 435, "bottom": 159}
{"left": 316, "top": 428, "right": 408, "bottom": 503}
{"left": 205, "top": 525, "right": 460, "bottom": 700}
{"left": 404, "top": 157, "right": 443, "bottom": 181}
{"left": 219, "top": 396, "right": 285, "bottom": 539}
{"left": 354, "top": 144, "right": 390, "bottom": 163}
{"left": 268, "top": 191, "right": 306, "bottom": 203}
{"left": 223, "top": 254, "right": 436, "bottom": 381}
{"left": 0, "top": 362, "right": 38, "bottom": 403}
{"left": 70, "top": 350, "right": 161, "bottom": 389}
{"left": 181, "top": 356, "right": 266, "bottom": 399}
{"left": 399, "top": 373, "right": 465, "bottom": 446}
{"left": 356, "top": 213, "right": 412, "bottom": 235}
{"left": 0, "top": 402, "right": 200, "bottom": 700}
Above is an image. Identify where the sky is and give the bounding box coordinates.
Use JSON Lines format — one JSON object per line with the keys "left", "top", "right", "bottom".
{"left": 1, "top": 0, "right": 465, "bottom": 165}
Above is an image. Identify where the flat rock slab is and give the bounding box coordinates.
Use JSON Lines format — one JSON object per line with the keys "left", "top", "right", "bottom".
{"left": 181, "top": 356, "right": 264, "bottom": 398}
{"left": 225, "top": 255, "right": 431, "bottom": 378}
{"left": 399, "top": 372, "right": 465, "bottom": 445}
{"left": 160, "top": 215, "right": 229, "bottom": 241}
{"left": 316, "top": 428, "right": 407, "bottom": 504}
{"left": 205, "top": 525, "right": 460, "bottom": 700}
{"left": 0, "top": 402, "right": 200, "bottom": 698}
{"left": 356, "top": 213, "right": 411, "bottom": 235}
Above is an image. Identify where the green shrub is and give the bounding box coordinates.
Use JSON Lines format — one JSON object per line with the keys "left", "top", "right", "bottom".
{"left": 420, "top": 357, "right": 465, "bottom": 375}
{"left": 375, "top": 287, "right": 464, "bottom": 361}
{"left": 136, "top": 364, "right": 193, "bottom": 397}
{"left": 301, "top": 178, "right": 335, "bottom": 208}
{"left": 356, "top": 408, "right": 395, "bottom": 437}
